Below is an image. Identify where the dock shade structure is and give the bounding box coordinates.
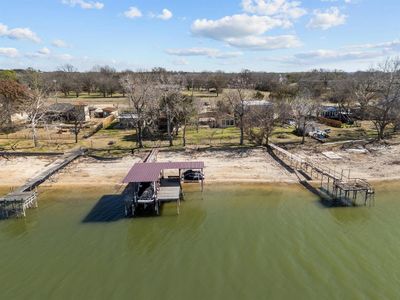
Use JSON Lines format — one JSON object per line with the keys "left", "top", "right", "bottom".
{"left": 123, "top": 161, "right": 205, "bottom": 217}
{"left": 123, "top": 162, "right": 204, "bottom": 183}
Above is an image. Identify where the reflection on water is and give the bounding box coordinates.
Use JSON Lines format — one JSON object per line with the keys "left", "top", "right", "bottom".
{"left": 83, "top": 194, "right": 126, "bottom": 223}
{"left": 328, "top": 206, "right": 371, "bottom": 225}
{"left": 0, "top": 183, "right": 399, "bottom": 300}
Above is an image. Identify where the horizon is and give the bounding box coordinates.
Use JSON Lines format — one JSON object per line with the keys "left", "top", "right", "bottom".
{"left": 0, "top": 0, "right": 400, "bottom": 72}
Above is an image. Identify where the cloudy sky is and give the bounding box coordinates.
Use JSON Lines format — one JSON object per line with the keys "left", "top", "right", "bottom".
{"left": 0, "top": 0, "right": 399, "bottom": 72}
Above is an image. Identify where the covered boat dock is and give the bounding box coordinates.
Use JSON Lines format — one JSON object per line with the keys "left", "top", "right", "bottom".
{"left": 123, "top": 161, "right": 204, "bottom": 216}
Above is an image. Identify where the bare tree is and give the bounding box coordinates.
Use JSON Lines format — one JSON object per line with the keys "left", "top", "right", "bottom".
{"left": 81, "top": 72, "right": 96, "bottom": 95}
{"left": 22, "top": 71, "right": 51, "bottom": 147}
{"left": 368, "top": 57, "right": 400, "bottom": 140}
{"left": 177, "top": 95, "right": 196, "bottom": 147}
{"left": 289, "top": 91, "right": 319, "bottom": 144}
{"left": 155, "top": 71, "right": 186, "bottom": 147}
{"left": 245, "top": 104, "right": 275, "bottom": 146}
{"left": 351, "top": 72, "right": 376, "bottom": 119}
{"left": 120, "top": 72, "right": 157, "bottom": 148}
{"left": 225, "top": 70, "right": 253, "bottom": 145}
{"left": 71, "top": 113, "right": 84, "bottom": 143}
{"left": 329, "top": 78, "right": 354, "bottom": 114}
{"left": 160, "top": 90, "right": 180, "bottom": 147}
{"left": 71, "top": 73, "right": 83, "bottom": 97}
{"left": 57, "top": 64, "right": 77, "bottom": 96}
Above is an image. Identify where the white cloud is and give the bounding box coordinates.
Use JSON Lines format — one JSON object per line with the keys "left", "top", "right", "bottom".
{"left": 283, "top": 39, "right": 400, "bottom": 66}
{"left": 0, "top": 23, "right": 41, "bottom": 43}
{"left": 307, "top": 7, "right": 347, "bottom": 30}
{"left": 242, "top": 0, "right": 307, "bottom": 20}
{"left": 166, "top": 48, "right": 243, "bottom": 59}
{"left": 192, "top": 14, "right": 290, "bottom": 40}
{"left": 62, "top": 0, "right": 104, "bottom": 10}
{"left": 295, "top": 49, "right": 379, "bottom": 61}
{"left": 26, "top": 47, "right": 52, "bottom": 58}
{"left": 124, "top": 7, "right": 142, "bottom": 19}
{"left": 191, "top": 14, "right": 300, "bottom": 50}
{"left": 225, "top": 34, "right": 301, "bottom": 50}
{"left": 0, "top": 47, "right": 19, "bottom": 58}
{"left": 52, "top": 39, "right": 69, "bottom": 48}
{"left": 157, "top": 9, "right": 173, "bottom": 20}
{"left": 38, "top": 47, "right": 51, "bottom": 55}
{"left": 346, "top": 39, "right": 400, "bottom": 50}
{"left": 25, "top": 48, "right": 74, "bottom": 62}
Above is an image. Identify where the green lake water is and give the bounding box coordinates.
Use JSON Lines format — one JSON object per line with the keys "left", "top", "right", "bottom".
{"left": 0, "top": 182, "right": 400, "bottom": 300}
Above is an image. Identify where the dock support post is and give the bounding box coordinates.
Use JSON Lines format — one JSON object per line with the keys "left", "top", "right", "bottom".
{"left": 201, "top": 168, "right": 204, "bottom": 192}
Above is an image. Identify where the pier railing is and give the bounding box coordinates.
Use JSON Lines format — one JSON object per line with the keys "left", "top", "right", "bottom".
{"left": 0, "top": 148, "right": 86, "bottom": 218}
{"left": 268, "top": 143, "right": 375, "bottom": 206}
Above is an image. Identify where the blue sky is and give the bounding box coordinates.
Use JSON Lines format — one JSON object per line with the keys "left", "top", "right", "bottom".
{"left": 0, "top": 0, "right": 399, "bottom": 72}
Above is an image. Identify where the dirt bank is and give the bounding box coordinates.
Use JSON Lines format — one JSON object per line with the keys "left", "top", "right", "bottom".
{"left": 1, "top": 144, "right": 400, "bottom": 190}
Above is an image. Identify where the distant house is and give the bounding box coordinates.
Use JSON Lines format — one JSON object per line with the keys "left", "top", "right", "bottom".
{"left": 198, "top": 111, "right": 235, "bottom": 128}
{"left": 116, "top": 112, "right": 138, "bottom": 129}
{"left": 218, "top": 114, "right": 235, "bottom": 128}
{"left": 45, "top": 103, "right": 90, "bottom": 123}
{"left": 198, "top": 117, "right": 216, "bottom": 128}
{"left": 320, "top": 106, "right": 340, "bottom": 119}
{"left": 243, "top": 99, "right": 272, "bottom": 111}
{"left": 243, "top": 99, "right": 271, "bottom": 106}
{"left": 93, "top": 107, "right": 119, "bottom": 118}
{"left": 320, "top": 106, "right": 354, "bottom": 124}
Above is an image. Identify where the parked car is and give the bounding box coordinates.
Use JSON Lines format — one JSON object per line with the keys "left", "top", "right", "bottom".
{"left": 183, "top": 170, "right": 204, "bottom": 181}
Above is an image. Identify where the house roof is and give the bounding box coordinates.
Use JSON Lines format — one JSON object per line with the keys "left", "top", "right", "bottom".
{"left": 47, "top": 103, "right": 75, "bottom": 113}
{"left": 321, "top": 106, "right": 339, "bottom": 112}
{"left": 103, "top": 107, "right": 118, "bottom": 112}
{"left": 244, "top": 100, "right": 272, "bottom": 106}
{"left": 123, "top": 161, "right": 204, "bottom": 183}
{"left": 119, "top": 113, "right": 138, "bottom": 119}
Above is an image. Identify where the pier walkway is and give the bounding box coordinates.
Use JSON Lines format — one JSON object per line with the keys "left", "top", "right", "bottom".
{"left": 268, "top": 143, "right": 375, "bottom": 206}
{"left": 0, "top": 148, "right": 86, "bottom": 218}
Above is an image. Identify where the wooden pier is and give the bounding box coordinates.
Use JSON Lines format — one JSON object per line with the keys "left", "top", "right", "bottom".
{"left": 268, "top": 143, "right": 375, "bottom": 206}
{"left": 0, "top": 148, "right": 85, "bottom": 218}
{"left": 0, "top": 191, "right": 38, "bottom": 218}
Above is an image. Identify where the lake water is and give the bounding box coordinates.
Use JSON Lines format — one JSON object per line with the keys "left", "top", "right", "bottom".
{"left": 0, "top": 182, "right": 399, "bottom": 299}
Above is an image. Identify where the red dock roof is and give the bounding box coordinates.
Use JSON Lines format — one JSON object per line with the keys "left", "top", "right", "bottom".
{"left": 123, "top": 161, "right": 204, "bottom": 183}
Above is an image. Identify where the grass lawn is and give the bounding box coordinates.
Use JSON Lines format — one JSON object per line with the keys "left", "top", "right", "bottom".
{"left": 2, "top": 119, "right": 398, "bottom": 155}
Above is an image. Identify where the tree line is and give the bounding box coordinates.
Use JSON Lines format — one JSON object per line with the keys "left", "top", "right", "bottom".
{"left": 1, "top": 57, "right": 400, "bottom": 148}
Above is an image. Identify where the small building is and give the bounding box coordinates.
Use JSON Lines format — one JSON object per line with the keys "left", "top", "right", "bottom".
{"left": 116, "top": 113, "right": 139, "bottom": 129}
{"left": 45, "top": 103, "right": 90, "bottom": 123}
{"left": 320, "top": 106, "right": 354, "bottom": 124}
{"left": 198, "top": 117, "right": 217, "bottom": 128}
{"left": 92, "top": 107, "right": 119, "bottom": 118}
{"left": 198, "top": 111, "right": 235, "bottom": 128}
{"left": 218, "top": 114, "right": 235, "bottom": 128}
{"left": 320, "top": 106, "right": 340, "bottom": 119}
